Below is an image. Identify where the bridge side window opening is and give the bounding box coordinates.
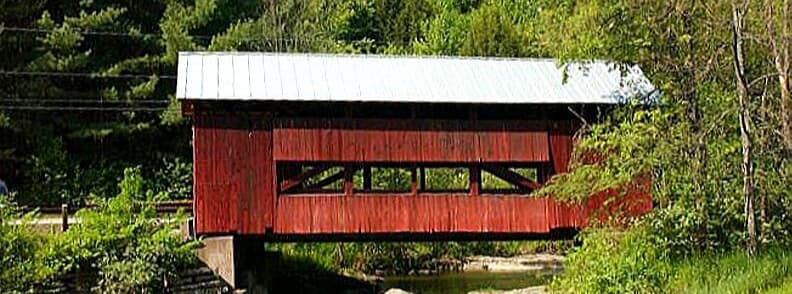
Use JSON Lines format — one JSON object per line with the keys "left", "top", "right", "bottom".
{"left": 276, "top": 162, "right": 548, "bottom": 196}
{"left": 479, "top": 165, "right": 546, "bottom": 195}
{"left": 422, "top": 167, "right": 469, "bottom": 193}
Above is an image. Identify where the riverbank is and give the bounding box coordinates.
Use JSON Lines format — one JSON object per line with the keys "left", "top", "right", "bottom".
{"left": 379, "top": 254, "right": 562, "bottom": 294}
{"left": 464, "top": 254, "right": 563, "bottom": 272}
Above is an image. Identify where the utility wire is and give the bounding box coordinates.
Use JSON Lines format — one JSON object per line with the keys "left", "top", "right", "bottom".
{"left": 0, "top": 105, "right": 176, "bottom": 112}
{"left": 0, "top": 26, "right": 212, "bottom": 39}
{"left": 0, "top": 98, "right": 169, "bottom": 104}
{"left": 0, "top": 70, "right": 175, "bottom": 79}
{"left": 0, "top": 26, "right": 402, "bottom": 45}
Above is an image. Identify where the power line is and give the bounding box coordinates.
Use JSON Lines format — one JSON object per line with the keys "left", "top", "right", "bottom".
{"left": 0, "top": 70, "right": 175, "bottom": 80}
{"left": 1, "top": 98, "right": 169, "bottom": 104}
{"left": 0, "top": 26, "right": 402, "bottom": 45}
{"left": 0, "top": 105, "right": 176, "bottom": 112}
{"left": 0, "top": 26, "right": 211, "bottom": 40}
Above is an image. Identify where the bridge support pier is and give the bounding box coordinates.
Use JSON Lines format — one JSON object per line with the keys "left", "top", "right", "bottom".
{"left": 196, "top": 235, "right": 272, "bottom": 293}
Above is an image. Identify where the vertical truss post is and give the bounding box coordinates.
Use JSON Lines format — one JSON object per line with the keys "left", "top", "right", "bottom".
{"left": 363, "top": 165, "right": 372, "bottom": 191}
{"left": 470, "top": 164, "right": 481, "bottom": 197}
{"left": 343, "top": 164, "right": 354, "bottom": 196}
{"left": 419, "top": 167, "right": 426, "bottom": 191}
{"left": 410, "top": 165, "right": 418, "bottom": 196}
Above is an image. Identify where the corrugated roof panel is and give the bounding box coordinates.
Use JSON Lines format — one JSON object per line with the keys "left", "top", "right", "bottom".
{"left": 232, "top": 55, "right": 251, "bottom": 99}
{"left": 463, "top": 60, "right": 486, "bottom": 101}
{"left": 278, "top": 55, "right": 299, "bottom": 100}
{"left": 176, "top": 52, "right": 655, "bottom": 104}
{"left": 184, "top": 54, "right": 203, "bottom": 99}
{"left": 217, "top": 55, "right": 234, "bottom": 98}
{"left": 200, "top": 55, "right": 218, "bottom": 99}
{"left": 292, "top": 55, "right": 313, "bottom": 100}
{"left": 323, "top": 55, "right": 340, "bottom": 100}
{"left": 248, "top": 54, "right": 266, "bottom": 98}
{"left": 261, "top": 54, "right": 282, "bottom": 99}
{"left": 176, "top": 54, "right": 188, "bottom": 99}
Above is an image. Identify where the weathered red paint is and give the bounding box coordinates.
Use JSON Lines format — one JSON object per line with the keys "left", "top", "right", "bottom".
{"left": 273, "top": 119, "right": 549, "bottom": 163}
{"left": 191, "top": 114, "right": 651, "bottom": 237}
{"left": 193, "top": 115, "right": 274, "bottom": 235}
{"left": 272, "top": 188, "right": 651, "bottom": 235}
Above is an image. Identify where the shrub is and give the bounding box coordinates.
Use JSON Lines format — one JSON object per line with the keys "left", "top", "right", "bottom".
{"left": 551, "top": 226, "right": 671, "bottom": 294}
{"left": 47, "top": 167, "right": 197, "bottom": 293}
{"left": 0, "top": 194, "right": 54, "bottom": 292}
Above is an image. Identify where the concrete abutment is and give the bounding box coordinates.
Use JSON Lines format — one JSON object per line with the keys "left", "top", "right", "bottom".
{"left": 196, "top": 235, "right": 272, "bottom": 293}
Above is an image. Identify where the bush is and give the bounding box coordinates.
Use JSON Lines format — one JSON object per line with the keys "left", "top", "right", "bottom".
{"left": 0, "top": 194, "right": 54, "bottom": 292}
{"left": 49, "top": 167, "right": 197, "bottom": 293}
{"left": 551, "top": 226, "right": 671, "bottom": 294}
{"left": 0, "top": 167, "right": 196, "bottom": 293}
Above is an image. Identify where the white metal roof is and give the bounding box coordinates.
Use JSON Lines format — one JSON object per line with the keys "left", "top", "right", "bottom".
{"left": 176, "top": 52, "right": 655, "bottom": 104}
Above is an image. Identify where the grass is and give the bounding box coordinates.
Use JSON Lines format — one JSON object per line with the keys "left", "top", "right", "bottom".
{"left": 668, "top": 249, "right": 792, "bottom": 293}
{"left": 763, "top": 278, "right": 792, "bottom": 294}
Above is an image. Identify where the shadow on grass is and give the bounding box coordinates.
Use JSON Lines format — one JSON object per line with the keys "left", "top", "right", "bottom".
{"left": 266, "top": 251, "right": 381, "bottom": 294}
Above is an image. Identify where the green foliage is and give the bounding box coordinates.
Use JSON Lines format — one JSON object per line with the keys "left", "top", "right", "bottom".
{"left": 0, "top": 168, "right": 195, "bottom": 293}
{"left": 0, "top": 194, "right": 54, "bottom": 292}
{"left": 551, "top": 226, "right": 671, "bottom": 294}
{"left": 537, "top": 105, "right": 676, "bottom": 202}
{"left": 459, "top": 2, "right": 526, "bottom": 57}
{"left": 668, "top": 249, "right": 792, "bottom": 293}
{"left": 553, "top": 227, "right": 792, "bottom": 294}
{"left": 150, "top": 156, "right": 192, "bottom": 199}
{"left": 47, "top": 167, "right": 197, "bottom": 293}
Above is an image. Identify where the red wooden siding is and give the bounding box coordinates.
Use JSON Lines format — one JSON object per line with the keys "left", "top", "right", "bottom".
{"left": 194, "top": 115, "right": 246, "bottom": 234}
{"left": 548, "top": 121, "right": 576, "bottom": 173}
{"left": 238, "top": 119, "right": 275, "bottom": 234}
{"left": 274, "top": 195, "right": 554, "bottom": 234}
{"left": 272, "top": 187, "right": 651, "bottom": 235}
{"left": 193, "top": 115, "right": 275, "bottom": 235}
{"left": 272, "top": 118, "right": 549, "bottom": 163}
{"left": 192, "top": 114, "right": 651, "bottom": 236}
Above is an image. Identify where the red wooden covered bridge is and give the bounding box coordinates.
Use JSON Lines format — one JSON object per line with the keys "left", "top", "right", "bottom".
{"left": 176, "top": 52, "right": 654, "bottom": 242}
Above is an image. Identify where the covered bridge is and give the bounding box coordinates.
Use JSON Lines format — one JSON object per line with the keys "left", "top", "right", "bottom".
{"left": 176, "top": 52, "right": 654, "bottom": 241}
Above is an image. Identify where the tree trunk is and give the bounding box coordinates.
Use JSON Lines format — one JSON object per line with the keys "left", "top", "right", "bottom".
{"left": 732, "top": 0, "right": 758, "bottom": 257}
{"left": 765, "top": 0, "right": 792, "bottom": 151}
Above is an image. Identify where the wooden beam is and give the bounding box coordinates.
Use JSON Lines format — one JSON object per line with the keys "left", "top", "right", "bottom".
{"left": 481, "top": 164, "right": 542, "bottom": 191}
{"left": 304, "top": 166, "right": 362, "bottom": 190}
{"left": 410, "top": 166, "right": 418, "bottom": 196}
{"left": 343, "top": 164, "right": 355, "bottom": 196}
{"left": 419, "top": 167, "right": 426, "bottom": 190}
{"left": 537, "top": 163, "right": 554, "bottom": 183}
{"left": 280, "top": 165, "right": 331, "bottom": 192}
{"left": 363, "top": 166, "right": 372, "bottom": 191}
{"left": 304, "top": 170, "right": 344, "bottom": 190}
{"left": 470, "top": 165, "right": 481, "bottom": 196}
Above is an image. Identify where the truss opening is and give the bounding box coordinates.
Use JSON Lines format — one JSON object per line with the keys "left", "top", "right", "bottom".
{"left": 277, "top": 162, "right": 552, "bottom": 196}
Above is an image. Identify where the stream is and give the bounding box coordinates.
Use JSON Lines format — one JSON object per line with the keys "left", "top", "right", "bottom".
{"left": 380, "top": 269, "right": 559, "bottom": 294}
